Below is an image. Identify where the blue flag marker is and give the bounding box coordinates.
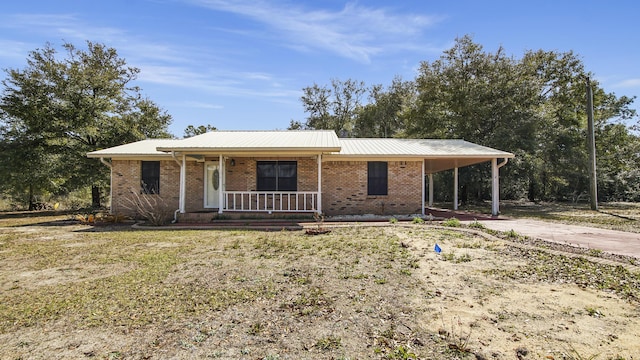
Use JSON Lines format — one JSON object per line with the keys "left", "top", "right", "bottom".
{"left": 434, "top": 243, "right": 442, "bottom": 253}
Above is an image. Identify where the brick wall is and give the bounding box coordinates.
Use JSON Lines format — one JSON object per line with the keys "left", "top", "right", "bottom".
{"left": 111, "top": 159, "right": 180, "bottom": 217}
{"left": 185, "top": 161, "right": 204, "bottom": 212}
{"left": 110, "top": 158, "right": 423, "bottom": 217}
{"left": 321, "top": 160, "right": 423, "bottom": 216}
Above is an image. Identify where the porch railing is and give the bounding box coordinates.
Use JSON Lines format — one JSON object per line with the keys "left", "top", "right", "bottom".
{"left": 222, "top": 191, "right": 318, "bottom": 212}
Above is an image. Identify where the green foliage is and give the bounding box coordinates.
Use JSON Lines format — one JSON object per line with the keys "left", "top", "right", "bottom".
{"left": 0, "top": 41, "right": 172, "bottom": 207}
{"left": 468, "top": 220, "right": 486, "bottom": 229}
{"left": 442, "top": 218, "right": 461, "bottom": 227}
{"left": 411, "top": 216, "right": 424, "bottom": 224}
{"left": 354, "top": 76, "right": 414, "bottom": 138}
{"left": 314, "top": 335, "right": 341, "bottom": 351}
{"left": 505, "top": 229, "right": 519, "bottom": 238}
{"left": 183, "top": 124, "right": 216, "bottom": 138}
{"left": 386, "top": 345, "right": 417, "bottom": 359}
{"left": 297, "top": 34, "right": 640, "bottom": 203}
{"left": 293, "top": 78, "right": 367, "bottom": 136}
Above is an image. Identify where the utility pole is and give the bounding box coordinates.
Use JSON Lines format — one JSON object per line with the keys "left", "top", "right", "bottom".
{"left": 586, "top": 77, "right": 598, "bottom": 211}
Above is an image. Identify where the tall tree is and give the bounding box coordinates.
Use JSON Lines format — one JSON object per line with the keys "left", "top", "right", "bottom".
{"left": 406, "top": 36, "right": 542, "bottom": 201}
{"left": 0, "top": 41, "right": 172, "bottom": 208}
{"left": 354, "top": 76, "right": 414, "bottom": 138}
{"left": 184, "top": 124, "right": 217, "bottom": 138}
{"left": 404, "top": 36, "right": 637, "bottom": 202}
{"left": 294, "top": 35, "right": 639, "bottom": 203}
{"left": 521, "top": 49, "right": 637, "bottom": 201}
{"left": 295, "top": 78, "right": 366, "bottom": 136}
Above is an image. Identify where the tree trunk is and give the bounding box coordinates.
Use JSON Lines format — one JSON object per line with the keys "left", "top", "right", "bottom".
{"left": 28, "top": 183, "right": 35, "bottom": 211}
{"left": 92, "top": 185, "right": 101, "bottom": 208}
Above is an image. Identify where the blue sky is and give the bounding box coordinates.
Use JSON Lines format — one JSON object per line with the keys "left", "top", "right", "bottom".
{"left": 1, "top": 0, "right": 639, "bottom": 137}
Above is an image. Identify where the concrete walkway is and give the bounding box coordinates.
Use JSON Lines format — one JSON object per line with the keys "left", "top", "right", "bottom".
{"left": 469, "top": 218, "right": 640, "bottom": 259}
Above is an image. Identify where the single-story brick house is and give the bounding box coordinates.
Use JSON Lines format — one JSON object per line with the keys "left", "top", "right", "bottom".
{"left": 87, "top": 130, "right": 514, "bottom": 220}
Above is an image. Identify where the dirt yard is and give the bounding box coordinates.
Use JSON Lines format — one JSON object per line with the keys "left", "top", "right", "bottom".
{"left": 0, "top": 215, "right": 638, "bottom": 359}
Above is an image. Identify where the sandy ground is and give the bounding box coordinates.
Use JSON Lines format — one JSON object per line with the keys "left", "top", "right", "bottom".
{"left": 395, "top": 227, "right": 640, "bottom": 359}
{"left": 0, "top": 223, "right": 638, "bottom": 359}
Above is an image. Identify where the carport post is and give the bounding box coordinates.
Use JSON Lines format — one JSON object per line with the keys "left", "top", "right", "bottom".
{"left": 491, "top": 158, "right": 499, "bottom": 216}
{"left": 453, "top": 167, "right": 459, "bottom": 210}
{"left": 428, "top": 174, "right": 434, "bottom": 207}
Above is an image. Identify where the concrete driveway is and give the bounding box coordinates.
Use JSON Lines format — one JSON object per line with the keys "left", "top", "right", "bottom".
{"left": 469, "top": 218, "right": 640, "bottom": 259}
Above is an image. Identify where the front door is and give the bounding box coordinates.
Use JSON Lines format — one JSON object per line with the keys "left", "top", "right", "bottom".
{"left": 204, "top": 161, "right": 220, "bottom": 208}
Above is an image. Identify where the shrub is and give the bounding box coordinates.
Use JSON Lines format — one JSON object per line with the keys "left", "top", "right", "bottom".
{"left": 121, "top": 188, "right": 173, "bottom": 226}
{"left": 442, "top": 218, "right": 461, "bottom": 227}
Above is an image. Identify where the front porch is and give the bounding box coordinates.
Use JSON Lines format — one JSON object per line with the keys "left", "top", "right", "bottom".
{"left": 223, "top": 191, "right": 319, "bottom": 213}
{"left": 175, "top": 206, "right": 496, "bottom": 225}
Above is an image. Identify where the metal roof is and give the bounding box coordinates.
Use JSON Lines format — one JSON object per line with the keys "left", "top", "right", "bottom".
{"left": 333, "top": 138, "right": 514, "bottom": 158}
{"left": 87, "top": 131, "right": 514, "bottom": 172}
{"left": 325, "top": 138, "right": 514, "bottom": 173}
{"left": 87, "top": 139, "right": 178, "bottom": 158}
{"left": 156, "top": 130, "right": 341, "bottom": 153}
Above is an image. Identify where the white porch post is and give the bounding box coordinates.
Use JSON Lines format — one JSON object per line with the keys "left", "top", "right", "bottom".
{"left": 218, "top": 154, "right": 224, "bottom": 214}
{"left": 491, "top": 158, "right": 499, "bottom": 216}
{"left": 453, "top": 167, "right": 459, "bottom": 210}
{"left": 179, "top": 154, "right": 186, "bottom": 213}
{"left": 421, "top": 160, "right": 425, "bottom": 216}
{"left": 317, "top": 154, "right": 322, "bottom": 214}
{"left": 428, "top": 174, "right": 434, "bottom": 207}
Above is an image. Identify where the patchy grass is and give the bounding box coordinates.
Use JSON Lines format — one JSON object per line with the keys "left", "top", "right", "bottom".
{"left": 0, "top": 211, "right": 73, "bottom": 227}
{"left": 0, "top": 214, "right": 639, "bottom": 359}
{"left": 486, "top": 246, "right": 640, "bottom": 302}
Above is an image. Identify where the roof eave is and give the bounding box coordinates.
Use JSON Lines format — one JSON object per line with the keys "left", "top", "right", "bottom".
{"left": 87, "top": 153, "right": 172, "bottom": 159}
{"left": 155, "top": 147, "right": 342, "bottom": 153}
{"left": 324, "top": 153, "right": 515, "bottom": 160}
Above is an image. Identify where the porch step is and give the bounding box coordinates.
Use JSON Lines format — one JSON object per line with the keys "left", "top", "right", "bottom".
{"left": 177, "top": 212, "right": 217, "bottom": 223}
{"left": 175, "top": 212, "right": 307, "bottom": 230}
{"left": 177, "top": 212, "right": 313, "bottom": 223}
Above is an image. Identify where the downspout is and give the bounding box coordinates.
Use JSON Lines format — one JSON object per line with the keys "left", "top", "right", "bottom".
{"left": 171, "top": 151, "right": 182, "bottom": 223}
{"left": 99, "top": 158, "right": 113, "bottom": 214}
{"left": 99, "top": 157, "right": 112, "bottom": 169}
{"left": 498, "top": 158, "right": 509, "bottom": 169}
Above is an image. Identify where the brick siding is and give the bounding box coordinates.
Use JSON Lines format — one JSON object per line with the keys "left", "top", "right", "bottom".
{"left": 321, "top": 160, "right": 423, "bottom": 216}
{"left": 111, "top": 159, "right": 180, "bottom": 217}
{"left": 110, "top": 158, "right": 423, "bottom": 217}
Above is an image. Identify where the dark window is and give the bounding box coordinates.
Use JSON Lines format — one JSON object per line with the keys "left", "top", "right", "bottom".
{"left": 368, "top": 161, "right": 388, "bottom": 195}
{"left": 257, "top": 161, "right": 297, "bottom": 191}
{"left": 141, "top": 161, "right": 160, "bottom": 194}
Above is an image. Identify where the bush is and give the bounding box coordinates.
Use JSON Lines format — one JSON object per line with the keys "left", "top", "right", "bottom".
{"left": 121, "top": 188, "right": 173, "bottom": 226}
{"left": 442, "top": 218, "right": 461, "bottom": 227}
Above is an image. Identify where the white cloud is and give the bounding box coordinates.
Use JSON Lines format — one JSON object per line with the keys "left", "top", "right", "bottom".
{"left": 178, "top": 101, "right": 224, "bottom": 109}
{"left": 0, "top": 40, "right": 33, "bottom": 62}
{"left": 614, "top": 78, "right": 640, "bottom": 88}
{"left": 2, "top": 14, "right": 126, "bottom": 44}
{"left": 138, "top": 64, "right": 299, "bottom": 98}
{"left": 0, "top": 9, "right": 303, "bottom": 101}
{"left": 188, "top": 0, "right": 442, "bottom": 63}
